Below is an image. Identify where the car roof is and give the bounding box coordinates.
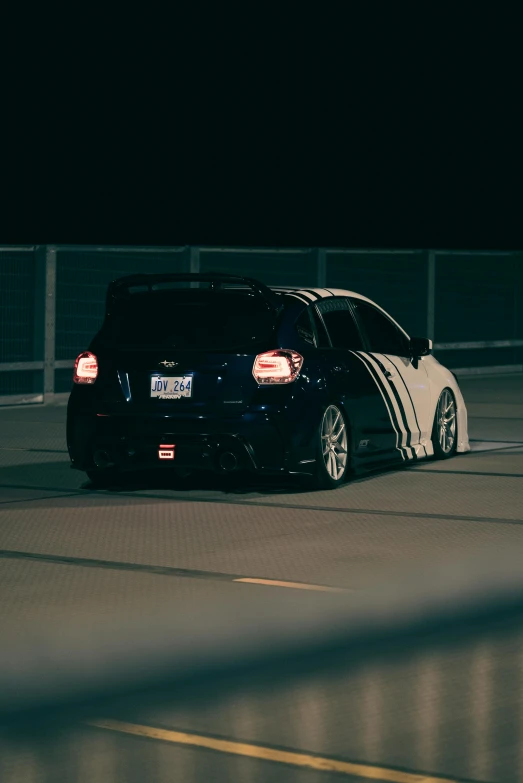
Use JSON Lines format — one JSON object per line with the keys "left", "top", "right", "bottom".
{"left": 271, "top": 286, "right": 410, "bottom": 339}
{"left": 271, "top": 286, "right": 376, "bottom": 305}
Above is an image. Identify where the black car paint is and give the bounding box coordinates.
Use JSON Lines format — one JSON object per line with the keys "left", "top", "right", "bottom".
{"left": 67, "top": 283, "right": 404, "bottom": 479}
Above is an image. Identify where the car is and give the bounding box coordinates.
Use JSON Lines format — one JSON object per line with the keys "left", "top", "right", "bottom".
{"left": 66, "top": 272, "right": 470, "bottom": 490}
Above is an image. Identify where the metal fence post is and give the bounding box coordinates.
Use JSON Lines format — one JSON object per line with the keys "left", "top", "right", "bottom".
{"left": 514, "top": 253, "right": 522, "bottom": 367}
{"left": 189, "top": 246, "right": 200, "bottom": 287}
{"left": 44, "top": 246, "right": 57, "bottom": 404}
{"left": 427, "top": 250, "right": 436, "bottom": 341}
{"left": 33, "top": 247, "right": 46, "bottom": 393}
{"left": 514, "top": 254, "right": 521, "bottom": 337}
{"left": 315, "top": 248, "right": 326, "bottom": 287}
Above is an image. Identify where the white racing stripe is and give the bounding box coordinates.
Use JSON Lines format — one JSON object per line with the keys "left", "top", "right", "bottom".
{"left": 349, "top": 351, "right": 406, "bottom": 461}
{"left": 302, "top": 288, "right": 334, "bottom": 299}
{"left": 293, "top": 290, "right": 318, "bottom": 301}
{"left": 362, "top": 353, "right": 416, "bottom": 460}
{"left": 271, "top": 287, "right": 335, "bottom": 301}
{"left": 271, "top": 288, "right": 312, "bottom": 305}
{"left": 378, "top": 354, "right": 428, "bottom": 458}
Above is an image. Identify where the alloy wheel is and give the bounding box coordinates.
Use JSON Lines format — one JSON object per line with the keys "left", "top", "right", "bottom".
{"left": 321, "top": 405, "right": 348, "bottom": 480}
{"left": 436, "top": 389, "right": 456, "bottom": 454}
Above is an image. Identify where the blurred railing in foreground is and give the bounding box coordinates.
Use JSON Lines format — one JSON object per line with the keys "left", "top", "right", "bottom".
{"left": 2, "top": 548, "right": 523, "bottom": 782}
{"left": 1, "top": 244, "right": 522, "bottom": 404}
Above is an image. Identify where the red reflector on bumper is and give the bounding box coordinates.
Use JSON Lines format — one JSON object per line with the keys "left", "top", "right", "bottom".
{"left": 159, "top": 445, "right": 175, "bottom": 460}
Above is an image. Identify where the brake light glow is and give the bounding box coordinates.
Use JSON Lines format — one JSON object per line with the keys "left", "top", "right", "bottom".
{"left": 73, "top": 352, "right": 98, "bottom": 384}
{"left": 252, "top": 350, "right": 304, "bottom": 384}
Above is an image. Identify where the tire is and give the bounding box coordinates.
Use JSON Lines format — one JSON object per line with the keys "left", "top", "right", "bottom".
{"left": 309, "top": 404, "right": 350, "bottom": 490}
{"left": 432, "top": 388, "right": 458, "bottom": 459}
{"left": 86, "top": 469, "right": 121, "bottom": 488}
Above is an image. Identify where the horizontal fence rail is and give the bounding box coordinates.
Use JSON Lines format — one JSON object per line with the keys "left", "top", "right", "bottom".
{"left": 434, "top": 339, "right": 523, "bottom": 350}
{"left": 0, "top": 245, "right": 522, "bottom": 405}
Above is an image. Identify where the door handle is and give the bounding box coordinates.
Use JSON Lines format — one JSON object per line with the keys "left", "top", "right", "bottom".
{"left": 384, "top": 369, "right": 396, "bottom": 379}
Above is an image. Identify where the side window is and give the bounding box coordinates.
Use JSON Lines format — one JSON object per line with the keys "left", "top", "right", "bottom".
{"left": 351, "top": 299, "right": 409, "bottom": 356}
{"left": 309, "top": 306, "right": 330, "bottom": 347}
{"left": 317, "top": 298, "right": 363, "bottom": 350}
{"left": 295, "top": 309, "right": 315, "bottom": 346}
{"left": 296, "top": 308, "right": 314, "bottom": 345}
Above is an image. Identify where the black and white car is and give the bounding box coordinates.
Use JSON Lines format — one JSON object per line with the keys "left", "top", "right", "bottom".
{"left": 67, "top": 273, "right": 470, "bottom": 489}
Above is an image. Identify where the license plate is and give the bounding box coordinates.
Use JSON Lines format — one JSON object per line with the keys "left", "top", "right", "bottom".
{"left": 150, "top": 375, "right": 193, "bottom": 399}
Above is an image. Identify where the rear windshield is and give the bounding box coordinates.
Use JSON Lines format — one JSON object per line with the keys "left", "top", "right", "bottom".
{"left": 109, "top": 290, "right": 279, "bottom": 350}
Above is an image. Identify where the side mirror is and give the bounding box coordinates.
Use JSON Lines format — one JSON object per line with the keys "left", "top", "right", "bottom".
{"left": 410, "top": 336, "right": 433, "bottom": 358}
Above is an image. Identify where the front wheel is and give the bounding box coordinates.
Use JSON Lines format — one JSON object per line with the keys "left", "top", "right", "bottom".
{"left": 310, "top": 404, "right": 350, "bottom": 490}
{"left": 432, "top": 388, "right": 457, "bottom": 459}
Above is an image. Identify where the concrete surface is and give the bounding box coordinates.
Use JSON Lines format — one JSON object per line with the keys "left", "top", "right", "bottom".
{"left": 0, "top": 375, "right": 522, "bottom": 782}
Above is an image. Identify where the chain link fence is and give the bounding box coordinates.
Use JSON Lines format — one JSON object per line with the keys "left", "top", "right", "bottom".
{"left": 0, "top": 245, "right": 522, "bottom": 405}
{"left": 0, "top": 247, "right": 43, "bottom": 401}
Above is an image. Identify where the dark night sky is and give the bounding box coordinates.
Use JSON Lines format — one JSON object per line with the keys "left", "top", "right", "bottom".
{"left": 1, "top": 18, "right": 520, "bottom": 251}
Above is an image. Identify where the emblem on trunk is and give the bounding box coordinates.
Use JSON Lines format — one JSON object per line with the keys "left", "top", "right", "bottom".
{"left": 160, "top": 360, "right": 178, "bottom": 368}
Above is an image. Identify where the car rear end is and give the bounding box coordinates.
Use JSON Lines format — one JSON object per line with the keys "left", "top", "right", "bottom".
{"left": 67, "top": 275, "right": 320, "bottom": 479}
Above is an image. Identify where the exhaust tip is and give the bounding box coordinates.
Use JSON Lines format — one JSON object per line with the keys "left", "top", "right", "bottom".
{"left": 93, "top": 449, "right": 114, "bottom": 469}
{"left": 219, "top": 451, "right": 238, "bottom": 472}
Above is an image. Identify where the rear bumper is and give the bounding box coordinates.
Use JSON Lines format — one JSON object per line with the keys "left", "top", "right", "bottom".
{"left": 67, "top": 409, "right": 293, "bottom": 475}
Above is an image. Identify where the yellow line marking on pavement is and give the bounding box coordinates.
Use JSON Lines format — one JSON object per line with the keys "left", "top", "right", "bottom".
{"left": 233, "top": 577, "right": 348, "bottom": 592}
{"left": 88, "top": 718, "right": 459, "bottom": 782}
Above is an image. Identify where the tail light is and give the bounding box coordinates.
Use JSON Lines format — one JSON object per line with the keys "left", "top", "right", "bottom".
{"left": 252, "top": 350, "right": 303, "bottom": 384}
{"left": 73, "top": 352, "right": 98, "bottom": 384}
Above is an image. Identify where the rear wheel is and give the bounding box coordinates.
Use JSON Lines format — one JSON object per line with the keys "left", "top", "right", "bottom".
{"left": 432, "top": 388, "right": 457, "bottom": 459}
{"left": 310, "top": 404, "right": 350, "bottom": 490}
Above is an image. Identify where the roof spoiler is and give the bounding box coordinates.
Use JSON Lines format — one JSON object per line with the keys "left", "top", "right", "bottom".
{"left": 105, "top": 272, "right": 283, "bottom": 316}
